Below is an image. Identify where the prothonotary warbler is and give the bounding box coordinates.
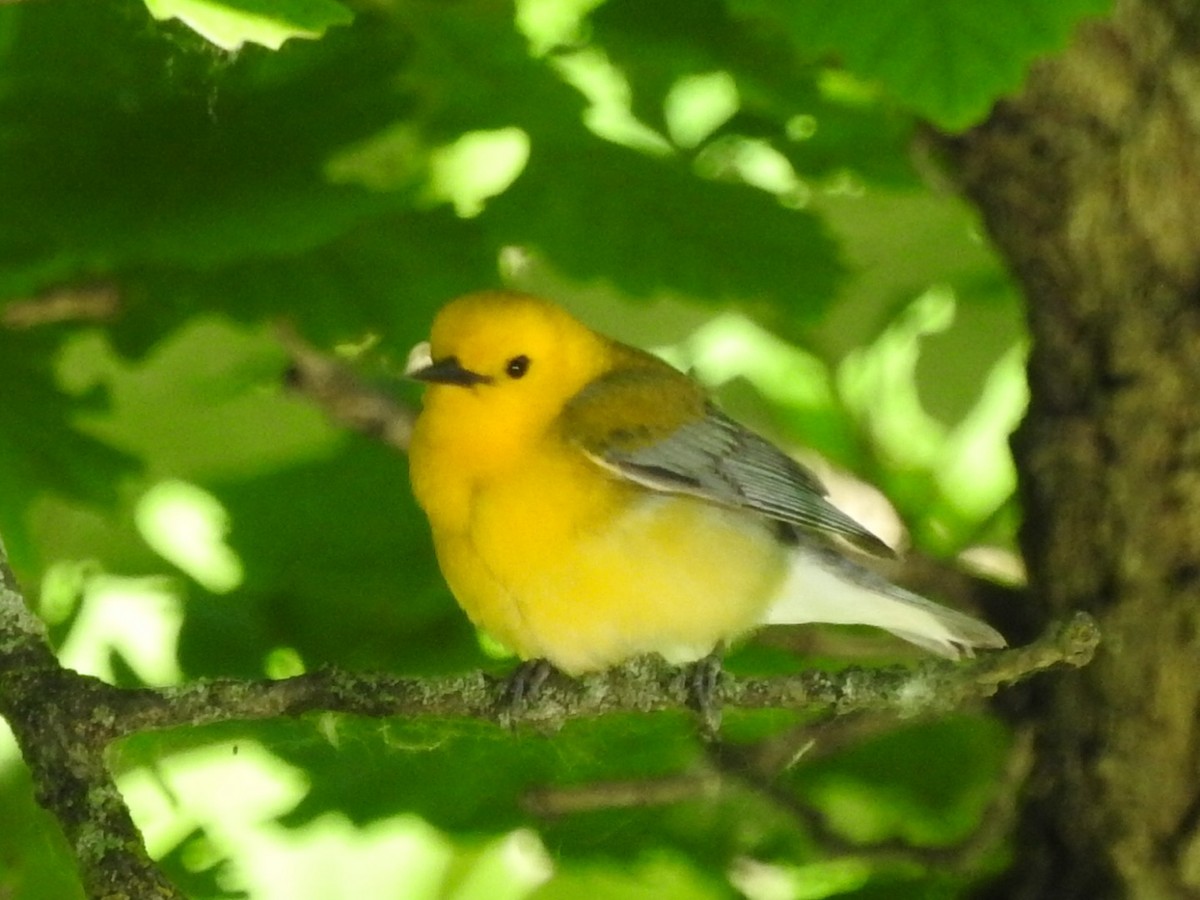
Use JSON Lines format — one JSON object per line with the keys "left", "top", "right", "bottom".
{"left": 405, "top": 291, "right": 1006, "bottom": 676}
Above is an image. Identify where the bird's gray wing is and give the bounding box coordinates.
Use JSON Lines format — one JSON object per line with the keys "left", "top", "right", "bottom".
{"left": 579, "top": 403, "right": 895, "bottom": 559}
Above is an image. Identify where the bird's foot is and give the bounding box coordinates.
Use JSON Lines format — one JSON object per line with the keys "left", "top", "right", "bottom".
{"left": 681, "top": 651, "right": 725, "bottom": 740}
{"left": 497, "top": 658, "right": 557, "bottom": 729}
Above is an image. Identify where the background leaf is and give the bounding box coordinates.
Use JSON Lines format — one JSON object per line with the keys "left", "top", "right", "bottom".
{"left": 143, "top": 0, "right": 354, "bottom": 50}
{"left": 727, "top": 0, "right": 1114, "bottom": 128}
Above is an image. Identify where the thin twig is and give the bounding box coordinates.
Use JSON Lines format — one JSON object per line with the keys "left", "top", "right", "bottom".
{"left": 275, "top": 321, "right": 415, "bottom": 451}
{"left": 1, "top": 281, "right": 120, "bottom": 328}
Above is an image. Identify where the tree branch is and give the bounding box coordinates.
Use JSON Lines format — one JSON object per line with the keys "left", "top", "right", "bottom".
{"left": 109, "top": 611, "right": 1098, "bottom": 734}
{"left": 0, "top": 513, "right": 1099, "bottom": 897}
{"left": 276, "top": 321, "right": 415, "bottom": 451}
{"left": 0, "top": 553, "right": 183, "bottom": 899}
{"left": 0, "top": 281, "right": 120, "bottom": 329}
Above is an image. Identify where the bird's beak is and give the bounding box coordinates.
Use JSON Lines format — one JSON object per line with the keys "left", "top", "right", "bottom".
{"left": 404, "top": 341, "right": 492, "bottom": 387}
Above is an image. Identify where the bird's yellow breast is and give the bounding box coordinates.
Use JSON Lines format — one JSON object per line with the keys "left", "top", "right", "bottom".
{"left": 418, "top": 434, "right": 788, "bottom": 674}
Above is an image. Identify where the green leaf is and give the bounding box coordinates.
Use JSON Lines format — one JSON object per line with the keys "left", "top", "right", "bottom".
{"left": 275, "top": 714, "right": 705, "bottom": 830}
{"left": 0, "top": 4, "right": 414, "bottom": 297}
{"left": 589, "top": 0, "right": 920, "bottom": 186}
{"left": 791, "top": 715, "right": 1010, "bottom": 846}
{"left": 0, "top": 765, "right": 86, "bottom": 900}
{"left": 181, "top": 438, "right": 477, "bottom": 678}
{"left": 587, "top": 0, "right": 748, "bottom": 137}
{"left": 143, "top": 0, "right": 353, "bottom": 51}
{"left": 0, "top": 330, "right": 140, "bottom": 571}
{"left": 728, "top": 0, "right": 1114, "bottom": 129}
{"left": 268, "top": 711, "right": 807, "bottom": 877}
{"left": 390, "top": 0, "right": 588, "bottom": 141}
{"left": 534, "top": 851, "right": 730, "bottom": 900}
{"left": 113, "top": 208, "right": 496, "bottom": 361}
{"left": 486, "top": 140, "right": 844, "bottom": 327}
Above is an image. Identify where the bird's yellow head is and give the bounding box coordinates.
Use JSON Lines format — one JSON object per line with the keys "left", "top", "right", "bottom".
{"left": 406, "top": 291, "right": 613, "bottom": 475}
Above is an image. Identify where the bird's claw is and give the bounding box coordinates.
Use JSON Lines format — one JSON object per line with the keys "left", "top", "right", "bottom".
{"left": 682, "top": 653, "right": 725, "bottom": 739}
{"left": 497, "top": 658, "right": 556, "bottom": 728}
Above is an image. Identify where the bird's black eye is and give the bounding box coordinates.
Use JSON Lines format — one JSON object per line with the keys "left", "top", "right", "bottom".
{"left": 505, "top": 355, "right": 530, "bottom": 379}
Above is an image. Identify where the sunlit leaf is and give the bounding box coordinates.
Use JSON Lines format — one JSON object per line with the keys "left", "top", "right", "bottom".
{"left": 143, "top": 0, "right": 353, "bottom": 51}
{"left": 590, "top": 0, "right": 920, "bottom": 186}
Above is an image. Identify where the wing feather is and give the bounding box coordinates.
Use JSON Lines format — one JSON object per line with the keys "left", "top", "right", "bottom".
{"left": 563, "top": 365, "right": 894, "bottom": 558}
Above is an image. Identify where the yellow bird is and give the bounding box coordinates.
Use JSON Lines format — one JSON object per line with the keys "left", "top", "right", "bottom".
{"left": 406, "top": 291, "right": 1005, "bottom": 676}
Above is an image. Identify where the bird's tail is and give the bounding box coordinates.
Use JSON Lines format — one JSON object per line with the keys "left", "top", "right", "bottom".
{"left": 763, "top": 542, "right": 1007, "bottom": 659}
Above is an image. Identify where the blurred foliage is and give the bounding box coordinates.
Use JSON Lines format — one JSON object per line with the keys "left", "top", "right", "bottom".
{"left": 726, "top": 0, "right": 1112, "bottom": 129}
{"left": 0, "top": 0, "right": 1107, "bottom": 897}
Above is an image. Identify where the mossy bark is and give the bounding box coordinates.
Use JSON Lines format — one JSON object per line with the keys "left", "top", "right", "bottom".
{"left": 942, "top": 0, "right": 1200, "bottom": 896}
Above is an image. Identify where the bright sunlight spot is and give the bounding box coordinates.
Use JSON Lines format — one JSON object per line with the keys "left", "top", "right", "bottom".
{"left": 836, "top": 285, "right": 1026, "bottom": 532}
{"left": 783, "top": 858, "right": 875, "bottom": 900}
{"left": 55, "top": 574, "right": 184, "bottom": 685}
{"left": 937, "top": 342, "right": 1026, "bottom": 519}
{"left": 729, "top": 857, "right": 797, "bottom": 900}
{"left": 478, "top": 629, "right": 518, "bottom": 662}
{"left": 325, "top": 122, "right": 429, "bottom": 192}
{"left": 552, "top": 47, "right": 673, "bottom": 155}
{"left": 817, "top": 69, "right": 881, "bottom": 107}
{"left": 235, "top": 813, "right": 455, "bottom": 900}
{"left": 143, "top": 0, "right": 352, "bottom": 51}
{"left": 37, "top": 558, "right": 101, "bottom": 626}
{"left": 120, "top": 740, "right": 307, "bottom": 864}
{"left": 664, "top": 71, "right": 739, "bottom": 148}
{"left": 678, "top": 312, "right": 835, "bottom": 413}
{"left": 451, "top": 829, "right": 553, "bottom": 900}
{"left": 0, "top": 718, "right": 21, "bottom": 771}
{"left": 264, "top": 646, "right": 307, "bottom": 679}
{"left": 136, "top": 479, "right": 244, "bottom": 593}
{"left": 838, "top": 286, "right": 957, "bottom": 469}
{"left": 786, "top": 114, "right": 818, "bottom": 141}
{"left": 122, "top": 739, "right": 554, "bottom": 900}
{"left": 731, "top": 855, "right": 876, "bottom": 900}
{"left": 695, "top": 136, "right": 809, "bottom": 203}
{"left": 514, "top": 0, "right": 606, "bottom": 56}
{"left": 427, "top": 128, "right": 531, "bottom": 218}
{"left": 328, "top": 125, "right": 531, "bottom": 217}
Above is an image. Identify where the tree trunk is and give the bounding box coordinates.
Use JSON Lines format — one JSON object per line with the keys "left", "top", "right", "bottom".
{"left": 941, "top": 0, "right": 1200, "bottom": 896}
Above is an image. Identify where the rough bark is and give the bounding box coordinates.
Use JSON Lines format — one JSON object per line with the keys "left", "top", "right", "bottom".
{"left": 941, "top": 0, "right": 1200, "bottom": 896}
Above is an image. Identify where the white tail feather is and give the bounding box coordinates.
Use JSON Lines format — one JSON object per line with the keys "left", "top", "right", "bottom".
{"left": 763, "top": 543, "right": 1006, "bottom": 659}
